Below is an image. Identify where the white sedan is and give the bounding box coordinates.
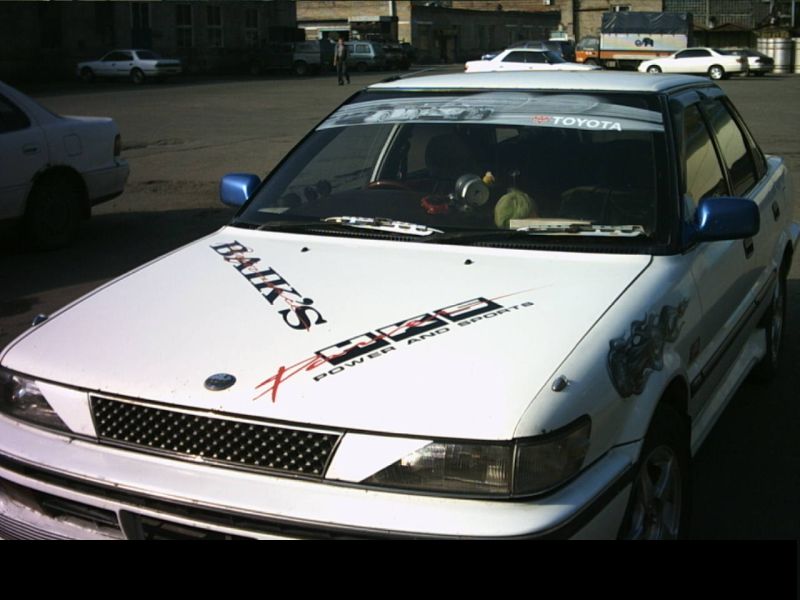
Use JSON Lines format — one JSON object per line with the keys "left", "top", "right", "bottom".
{"left": 0, "top": 81, "right": 129, "bottom": 249}
{"left": 638, "top": 47, "right": 748, "bottom": 80}
{"left": 77, "top": 49, "right": 182, "bottom": 84}
{"left": 466, "top": 48, "right": 599, "bottom": 73}
{"left": 0, "top": 72, "right": 795, "bottom": 539}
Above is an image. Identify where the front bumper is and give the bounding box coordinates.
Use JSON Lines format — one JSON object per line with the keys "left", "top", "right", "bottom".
{"left": 0, "top": 414, "right": 636, "bottom": 539}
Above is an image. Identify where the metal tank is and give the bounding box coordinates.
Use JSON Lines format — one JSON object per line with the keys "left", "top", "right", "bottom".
{"left": 794, "top": 39, "right": 800, "bottom": 74}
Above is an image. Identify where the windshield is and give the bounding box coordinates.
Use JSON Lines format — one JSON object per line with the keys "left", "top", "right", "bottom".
{"left": 238, "top": 90, "right": 670, "bottom": 250}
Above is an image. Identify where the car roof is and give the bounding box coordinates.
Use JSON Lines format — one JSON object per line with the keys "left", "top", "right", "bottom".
{"left": 370, "top": 71, "right": 712, "bottom": 94}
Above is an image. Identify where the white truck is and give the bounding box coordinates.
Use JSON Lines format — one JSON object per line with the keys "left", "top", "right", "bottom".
{"left": 576, "top": 12, "right": 693, "bottom": 70}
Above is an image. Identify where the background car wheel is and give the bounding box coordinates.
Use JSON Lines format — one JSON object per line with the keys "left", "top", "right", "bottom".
{"left": 80, "top": 67, "right": 95, "bottom": 83}
{"left": 646, "top": 65, "right": 662, "bottom": 74}
{"left": 356, "top": 62, "right": 368, "bottom": 73}
{"left": 618, "top": 404, "right": 690, "bottom": 540}
{"left": 130, "top": 68, "right": 145, "bottom": 84}
{"left": 293, "top": 60, "right": 308, "bottom": 76}
{"left": 584, "top": 59, "right": 598, "bottom": 67}
{"left": 754, "top": 71, "right": 766, "bottom": 77}
{"left": 751, "top": 274, "right": 787, "bottom": 381}
{"left": 708, "top": 65, "right": 725, "bottom": 80}
{"left": 24, "top": 174, "right": 84, "bottom": 250}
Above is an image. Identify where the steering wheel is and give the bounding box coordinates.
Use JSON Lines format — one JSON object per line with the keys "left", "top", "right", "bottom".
{"left": 367, "top": 179, "right": 414, "bottom": 191}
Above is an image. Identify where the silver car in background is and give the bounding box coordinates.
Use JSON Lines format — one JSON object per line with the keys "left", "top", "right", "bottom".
{"left": 719, "top": 48, "right": 775, "bottom": 76}
{"left": 77, "top": 49, "right": 182, "bottom": 84}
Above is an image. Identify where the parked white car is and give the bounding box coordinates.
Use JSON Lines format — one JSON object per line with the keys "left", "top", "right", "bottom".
{"left": 0, "top": 71, "right": 796, "bottom": 539}
{"left": 0, "top": 81, "right": 129, "bottom": 249}
{"left": 720, "top": 48, "right": 775, "bottom": 76}
{"left": 466, "top": 48, "right": 599, "bottom": 73}
{"left": 638, "top": 47, "right": 748, "bottom": 80}
{"left": 77, "top": 49, "right": 182, "bottom": 84}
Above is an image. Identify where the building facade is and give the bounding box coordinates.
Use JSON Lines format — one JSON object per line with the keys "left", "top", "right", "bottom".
{"left": 0, "top": 1, "right": 297, "bottom": 81}
{"left": 295, "top": 0, "right": 561, "bottom": 62}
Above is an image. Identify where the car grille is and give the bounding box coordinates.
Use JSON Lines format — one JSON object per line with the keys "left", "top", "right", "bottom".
{"left": 91, "top": 397, "right": 340, "bottom": 478}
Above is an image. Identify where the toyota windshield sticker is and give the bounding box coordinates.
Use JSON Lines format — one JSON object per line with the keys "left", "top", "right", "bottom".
{"left": 318, "top": 92, "right": 664, "bottom": 132}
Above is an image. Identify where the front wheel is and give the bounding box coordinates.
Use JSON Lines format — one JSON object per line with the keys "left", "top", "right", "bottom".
{"left": 618, "top": 404, "right": 690, "bottom": 540}
{"left": 293, "top": 60, "right": 308, "bottom": 76}
{"left": 80, "top": 67, "right": 95, "bottom": 83}
{"left": 646, "top": 65, "right": 662, "bottom": 74}
{"left": 708, "top": 65, "right": 725, "bottom": 80}
{"left": 130, "top": 68, "right": 145, "bottom": 84}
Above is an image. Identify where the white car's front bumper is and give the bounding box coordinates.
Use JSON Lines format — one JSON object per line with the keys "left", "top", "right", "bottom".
{"left": 0, "top": 414, "right": 637, "bottom": 540}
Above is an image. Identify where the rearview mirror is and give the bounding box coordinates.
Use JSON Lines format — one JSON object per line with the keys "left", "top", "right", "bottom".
{"left": 220, "top": 173, "right": 261, "bottom": 208}
{"left": 692, "top": 196, "right": 760, "bottom": 242}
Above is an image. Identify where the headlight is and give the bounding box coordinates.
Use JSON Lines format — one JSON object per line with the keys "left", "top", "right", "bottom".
{"left": 0, "top": 368, "right": 69, "bottom": 431}
{"left": 362, "top": 416, "right": 591, "bottom": 498}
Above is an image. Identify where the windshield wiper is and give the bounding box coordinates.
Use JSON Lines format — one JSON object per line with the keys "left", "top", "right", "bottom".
{"left": 423, "top": 223, "right": 648, "bottom": 244}
{"left": 250, "top": 216, "right": 442, "bottom": 237}
{"left": 323, "top": 216, "right": 443, "bottom": 236}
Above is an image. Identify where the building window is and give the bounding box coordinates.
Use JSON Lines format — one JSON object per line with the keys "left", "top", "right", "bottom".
{"left": 207, "top": 5, "right": 223, "bottom": 48}
{"left": 176, "top": 4, "right": 193, "bottom": 48}
{"left": 245, "top": 8, "right": 258, "bottom": 48}
{"left": 612, "top": 5, "right": 631, "bottom": 12}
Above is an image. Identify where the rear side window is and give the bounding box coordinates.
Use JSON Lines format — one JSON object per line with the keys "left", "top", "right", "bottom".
{"left": 701, "top": 99, "right": 757, "bottom": 196}
{"left": 503, "top": 52, "right": 528, "bottom": 63}
{"left": 682, "top": 104, "right": 727, "bottom": 208}
{"left": 0, "top": 95, "right": 31, "bottom": 133}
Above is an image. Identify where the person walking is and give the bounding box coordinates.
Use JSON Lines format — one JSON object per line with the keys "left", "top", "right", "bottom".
{"left": 334, "top": 38, "right": 350, "bottom": 85}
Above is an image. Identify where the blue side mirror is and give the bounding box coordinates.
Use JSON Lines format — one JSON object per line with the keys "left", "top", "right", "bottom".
{"left": 692, "top": 196, "right": 760, "bottom": 242}
{"left": 220, "top": 173, "right": 261, "bottom": 208}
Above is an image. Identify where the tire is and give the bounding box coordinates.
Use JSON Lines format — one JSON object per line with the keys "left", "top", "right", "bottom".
{"left": 293, "top": 60, "right": 308, "bottom": 76}
{"left": 24, "top": 175, "right": 83, "bottom": 250}
{"left": 646, "top": 65, "right": 662, "bottom": 74}
{"left": 752, "top": 274, "right": 787, "bottom": 381}
{"left": 356, "top": 61, "right": 368, "bottom": 73}
{"left": 708, "top": 65, "right": 725, "bottom": 80}
{"left": 754, "top": 71, "right": 766, "bottom": 77}
{"left": 584, "top": 59, "right": 598, "bottom": 67}
{"left": 130, "top": 68, "right": 145, "bottom": 85}
{"left": 80, "top": 67, "right": 95, "bottom": 83}
{"left": 618, "top": 404, "right": 690, "bottom": 540}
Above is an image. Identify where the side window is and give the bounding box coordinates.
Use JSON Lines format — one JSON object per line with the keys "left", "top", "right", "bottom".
{"left": 527, "top": 52, "right": 547, "bottom": 64}
{"left": 701, "top": 99, "right": 757, "bottom": 196}
{"left": 674, "top": 51, "right": 690, "bottom": 59}
{"left": 0, "top": 95, "right": 31, "bottom": 133}
{"left": 502, "top": 51, "right": 527, "bottom": 63}
{"left": 682, "top": 104, "right": 727, "bottom": 211}
{"left": 356, "top": 44, "right": 369, "bottom": 54}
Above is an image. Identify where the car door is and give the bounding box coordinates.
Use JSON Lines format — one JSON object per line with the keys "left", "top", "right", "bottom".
{"left": 669, "top": 49, "right": 704, "bottom": 74}
{"left": 0, "top": 93, "right": 46, "bottom": 220}
{"left": 673, "top": 90, "right": 774, "bottom": 422}
{"left": 96, "top": 52, "right": 120, "bottom": 77}
{"left": 114, "top": 50, "right": 135, "bottom": 77}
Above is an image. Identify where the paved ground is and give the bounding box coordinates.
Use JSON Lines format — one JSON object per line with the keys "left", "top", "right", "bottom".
{"left": 1, "top": 69, "right": 799, "bottom": 538}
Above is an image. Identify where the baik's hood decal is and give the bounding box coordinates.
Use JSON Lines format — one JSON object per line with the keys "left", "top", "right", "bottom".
{"left": 3, "top": 227, "right": 650, "bottom": 440}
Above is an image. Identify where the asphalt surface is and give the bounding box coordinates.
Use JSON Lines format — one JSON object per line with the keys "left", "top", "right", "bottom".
{"left": 1, "top": 69, "right": 799, "bottom": 539}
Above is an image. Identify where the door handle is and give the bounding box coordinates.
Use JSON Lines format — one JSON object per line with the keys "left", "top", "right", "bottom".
{"left": 772, "top": 202, "right": 781, "bottom": 221}
{"left": 743, "top": 237, "right": 754, "bottom": 258}
{"left": 22, "top": 144, "right": 39, "bottom": 155}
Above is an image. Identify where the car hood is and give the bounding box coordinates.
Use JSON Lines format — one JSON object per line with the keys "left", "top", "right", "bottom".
{"left": 2, "top": 227, "right": 650, "bottom": 440}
